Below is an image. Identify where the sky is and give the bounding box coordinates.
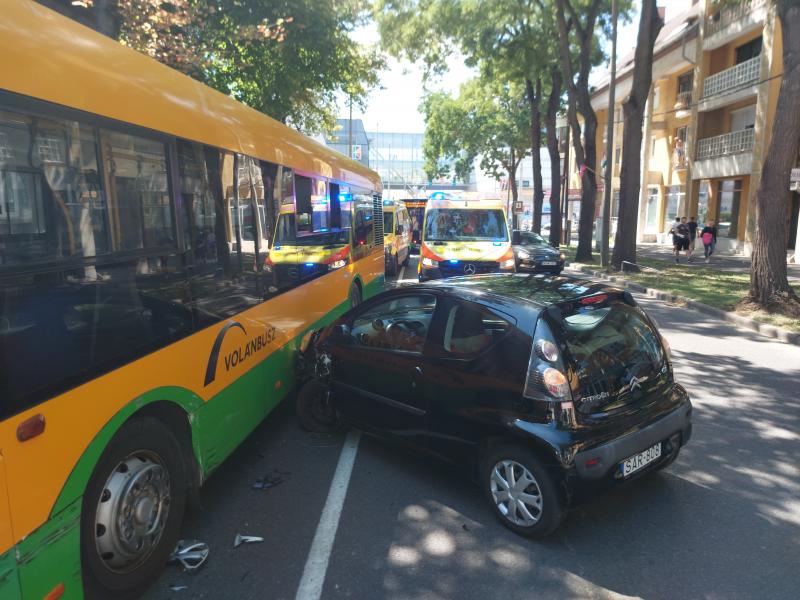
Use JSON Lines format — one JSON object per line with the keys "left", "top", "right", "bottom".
{"left": 346, "top": 0, "right": 694, "bottom": 135}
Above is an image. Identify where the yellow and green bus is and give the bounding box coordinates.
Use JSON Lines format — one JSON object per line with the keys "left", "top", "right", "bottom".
{"left": 0, "top": 2, "right": 383, "bottom": 598}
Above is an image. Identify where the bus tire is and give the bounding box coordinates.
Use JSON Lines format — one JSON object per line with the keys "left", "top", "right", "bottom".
{"left": 387, "top": 255, "right": 397, "bottom": 276}
{"left": 349, "top": 282, "right": 362, "bottom": 308}
{"left": 81, "top": 417, "right": 188, "bottom": 600}
{"left": 296, "top": 379, "right": 341, "bottom": 432}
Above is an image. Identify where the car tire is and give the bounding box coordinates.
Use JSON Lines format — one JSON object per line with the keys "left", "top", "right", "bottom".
{"left": 296, "top": 379, "right": 341, "bottom": 433}
{"left": 480, "top": 445, "right": 564, "bottom": 538}
{"left": 387, "top": 255, "right": 397, "bottom": 276}
{"left": 81, "top": 417, "right": 188, "bottom": 600}
{"left": 349, "top": 282, "right": 362, "bottom": 308}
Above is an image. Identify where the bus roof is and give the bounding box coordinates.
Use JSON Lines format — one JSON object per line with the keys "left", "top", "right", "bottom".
{"left": 426, "top": 198, "right": 507, "bottom": 210}
{"left": 1, "top": 1, "right": 381, "bottom": 192}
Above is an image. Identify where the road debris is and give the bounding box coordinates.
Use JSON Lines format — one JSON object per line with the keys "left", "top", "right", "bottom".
{"left": 234, "top": 533, "right": 264, "bottom": 548}
{"left": 168, "top": 540, "right": 209, "bottom": 572}
{"left": 251, "top": 468, "right": 290, "bottom": 490}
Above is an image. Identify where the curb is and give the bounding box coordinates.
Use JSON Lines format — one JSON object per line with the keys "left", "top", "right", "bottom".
{"left": 567, "top": 263, "right": 800, "bottom": 346}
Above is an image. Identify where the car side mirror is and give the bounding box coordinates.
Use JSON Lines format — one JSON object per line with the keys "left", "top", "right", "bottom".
{"left": 396, "top": 225, "right": 403, "bottom": 234}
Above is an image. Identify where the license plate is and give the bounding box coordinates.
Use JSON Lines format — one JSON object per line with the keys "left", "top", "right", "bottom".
{"left": 542, "top": 261, "right": 557, "bottom": 266}
{"left": 620, "top": 442, "right": 662, "bottom": 477}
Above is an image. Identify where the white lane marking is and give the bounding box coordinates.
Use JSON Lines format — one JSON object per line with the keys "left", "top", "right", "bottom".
{"left": 295, "top": 430, "right": 361, "bottom": 600}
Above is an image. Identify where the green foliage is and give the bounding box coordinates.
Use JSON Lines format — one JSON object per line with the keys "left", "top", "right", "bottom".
{"left": 421, "top": 78, "right": 530, "bottom": 183}
{"left": 112, "top": 0, "right": 384, "bottom": 133}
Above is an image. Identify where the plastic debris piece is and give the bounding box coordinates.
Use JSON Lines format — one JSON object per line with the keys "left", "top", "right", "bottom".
{"left": 170, "top": 585, "right": 189, "bottom": 592}
{"left": 168, "top": 540, "right": 209, "bottom": 572}
{"left": 234, "top": 533, "right": 264, "bottom": 548}
{"left": 251, "top": 469, "right": 290, "bottom": 491}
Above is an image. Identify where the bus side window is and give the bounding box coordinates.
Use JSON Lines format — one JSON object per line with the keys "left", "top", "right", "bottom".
{"left": 177, "top": 142, "right": 261, "bottom": 323}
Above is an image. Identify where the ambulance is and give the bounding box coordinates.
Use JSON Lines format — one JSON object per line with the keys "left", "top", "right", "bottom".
{"left": 418, "top": 197, "right": 515, "bottom": 281}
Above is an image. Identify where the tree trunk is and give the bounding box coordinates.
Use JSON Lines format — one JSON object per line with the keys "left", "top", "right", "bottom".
{"left": 526, "top": 78, "right": 545, "bottom": 233}
{"left": 554, "top": 0, "right": 602, "bottom": 262}
{"left": 611, "top": 0, "right": 663, "bottom": 269}
{"left": 509, "top": 162, "right": 520, "bottom": 231}
{"left": 546, "top": 66, "right": 563, "bottom": 247}
{"left": 749, "top": 0, "right": 800, "bottom": 310}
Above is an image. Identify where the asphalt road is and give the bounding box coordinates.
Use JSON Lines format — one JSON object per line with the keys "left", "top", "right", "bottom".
{"left": 143, "top": 255, "right": 800, "bottom": 600}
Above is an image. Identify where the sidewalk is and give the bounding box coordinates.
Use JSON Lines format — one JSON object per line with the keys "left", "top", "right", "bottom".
{"left": 635, "top": 243, "right": 800, "bottom": 283}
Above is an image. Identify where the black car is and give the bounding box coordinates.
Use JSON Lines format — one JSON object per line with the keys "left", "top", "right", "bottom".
{"left": 512, "top": 230, "right": 565, "bottom": 274}
{"left": 296, "top": 274, "right": 692, "bottom": 537}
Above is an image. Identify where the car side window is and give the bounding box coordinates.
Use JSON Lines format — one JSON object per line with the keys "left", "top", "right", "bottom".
{"left": 441, "top": 301, "right": 513, "bottom": 358}
{"left": 350, "top": 294, "right": 436, "bottom": 354}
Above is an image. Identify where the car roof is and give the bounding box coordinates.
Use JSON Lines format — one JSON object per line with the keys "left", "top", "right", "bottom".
{"left": 407, "top": 273, "right": 621, "bottom": 312}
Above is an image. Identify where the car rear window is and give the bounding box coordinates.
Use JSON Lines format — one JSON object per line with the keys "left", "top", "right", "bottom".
{"left": 559, "top": 300, "right": 668, "bottom": 412}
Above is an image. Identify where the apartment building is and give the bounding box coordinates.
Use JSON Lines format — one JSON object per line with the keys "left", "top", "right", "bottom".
{"left": 580, "top": 0, "right": 800, "bottom": 256}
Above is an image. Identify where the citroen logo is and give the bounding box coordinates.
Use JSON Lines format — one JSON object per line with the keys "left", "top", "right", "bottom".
{"left": 463, "top": 263, "right": 477, "bottom": 275}
{"left": 629, "top": 375, "right": 645, "bottom": 391}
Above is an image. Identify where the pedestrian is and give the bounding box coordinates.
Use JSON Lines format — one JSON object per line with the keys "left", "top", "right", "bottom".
{"left": 687, "top": 216, "right": 698, "bottom": 262}
{"left": 668, "top": 217, "right": 689, "bottom": 264}
{"left": 700, "top": 220, "right": 717, "bottom": 262}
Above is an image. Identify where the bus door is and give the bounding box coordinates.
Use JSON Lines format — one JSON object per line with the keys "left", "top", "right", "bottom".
{"left": 0, "top": 452, "right": 20, "bottom": 600}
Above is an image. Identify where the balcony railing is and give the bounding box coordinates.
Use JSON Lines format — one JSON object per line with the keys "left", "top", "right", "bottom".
{"left": 674, "top": 90, "right": 692, "bottom": 109}
{"left": 696, "top": 129, "right": 755, "bottom": 160}
{"left": 702, "top": 56, "right": 761, "bottom": 99}
{"left": 706, "top": 0, "right": 767, "bottom": 38}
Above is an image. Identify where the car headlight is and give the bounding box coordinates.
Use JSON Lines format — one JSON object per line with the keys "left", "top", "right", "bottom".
{"left": 501, "top": 258, "right": 515, "bottom": 268}
{"left": 329, "top": 259, "right": 347, "bottom": 270}
{"left": 517, "top": 250, "right": 530, "bottom": 259}
{"left": 421, "top": 257, "right": 436, "bottom": 267}
{"left": 559, "top": 253, "right": 566, "bottom": 260}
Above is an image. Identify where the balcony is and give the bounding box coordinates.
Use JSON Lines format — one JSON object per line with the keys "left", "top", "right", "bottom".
{"left": 697, "top": 129, "right": 754, "bottom": 160}
{"left": 703, "top": 57, "right": 761, "bottom": 99}
{"left": 705, "top": 0, "right": 768, "bottom": 50}
{"left": 693, "top": 129, "right": 755, "bottom": 180}
{"left": 674, "top": 90, "right": 692, "bottom": 109}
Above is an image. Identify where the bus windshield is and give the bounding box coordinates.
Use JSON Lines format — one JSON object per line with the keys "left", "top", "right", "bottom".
{"left": 424, "top": 208, "right": 508, "bottom": 242}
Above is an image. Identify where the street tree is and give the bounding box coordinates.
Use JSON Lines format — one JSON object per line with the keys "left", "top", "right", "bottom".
{"left": 552, "top": 0, "right": 630, "bottom": 261}
{"left": 611, "top": 0, "right": 663, "bottom": 269}
{"left": 42, "top": 0, "right": 383, "bottom": 134}
{"left": 747, "top": 0, "right": 800, "bottom": 315}
{"left": 375, "top": 0, "right": 561, "bottom": 237}
{"left": 421, "top": 79, "right": 530, "bottom": 228}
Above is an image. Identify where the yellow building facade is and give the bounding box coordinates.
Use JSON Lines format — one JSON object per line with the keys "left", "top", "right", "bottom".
{"left": 580, "top": 0, "right": 799, "bottom": 256}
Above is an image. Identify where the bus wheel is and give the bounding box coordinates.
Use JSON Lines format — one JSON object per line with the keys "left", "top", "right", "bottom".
{"left": 81, "top": 417, "right": 187, "bottom": 600}
{"left": 349, "top": 283, "right": 362, "bottom": 308}
{"left": 387, "top": 255, "right": 397, "bottom": 276}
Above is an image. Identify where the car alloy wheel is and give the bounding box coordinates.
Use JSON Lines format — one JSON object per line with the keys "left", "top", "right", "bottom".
{"left": 489, "top": 459, "right": 543, "bottom": 527}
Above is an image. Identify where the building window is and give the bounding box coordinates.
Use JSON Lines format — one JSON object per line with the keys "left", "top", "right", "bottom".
{"left": 646, "top": 187, "right": 660, "bottom": 232}
{"left": 522, "top": 180, "right": 531, "bottom": 188}
{"left": 735, "top": 36, "right": 762, "bottom": 65}
{"left": 666, "top": 185, "right": 684, "bottom": 225}
{"left": 652, "top": 86, "right": 660, "bottom": 111}
{"left": 697, "top": 181, "right": 710, "bottom": 225}
{"left": 677, "top": 71, "right": 694, "bottom": 96}
{"left": 651, "top": 136, "right": 657, "bottom": 158}
{"left": 717, "top": 179, "right": 743, "bottom": 239}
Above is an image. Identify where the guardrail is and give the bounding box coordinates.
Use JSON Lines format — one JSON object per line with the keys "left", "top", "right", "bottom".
{"left": 696, "top": 129, "right": 755, "bottom": 160}
{"left": 706, "top": 0, "right": 767, "bottom": 38}
{"left": 702, "top": 56, "right": 761, "bottom": 99}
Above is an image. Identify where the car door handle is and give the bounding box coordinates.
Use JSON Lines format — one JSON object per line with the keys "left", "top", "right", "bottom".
{"left": 413, "top": 366, "right": 423, "bottom": 375}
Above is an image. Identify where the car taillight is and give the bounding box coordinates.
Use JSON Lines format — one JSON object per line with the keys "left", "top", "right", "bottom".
{"left": 523, "top": 318, "right": 572, "bottom": 402}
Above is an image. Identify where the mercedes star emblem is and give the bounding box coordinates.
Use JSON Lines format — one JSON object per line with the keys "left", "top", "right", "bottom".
{"left": 463, "top": 264, "right": 477, "bottom": 275}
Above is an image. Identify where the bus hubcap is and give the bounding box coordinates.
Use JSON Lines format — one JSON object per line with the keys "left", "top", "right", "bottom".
{"left": 95, "top": 452, "right": 171, "bottom": 572}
